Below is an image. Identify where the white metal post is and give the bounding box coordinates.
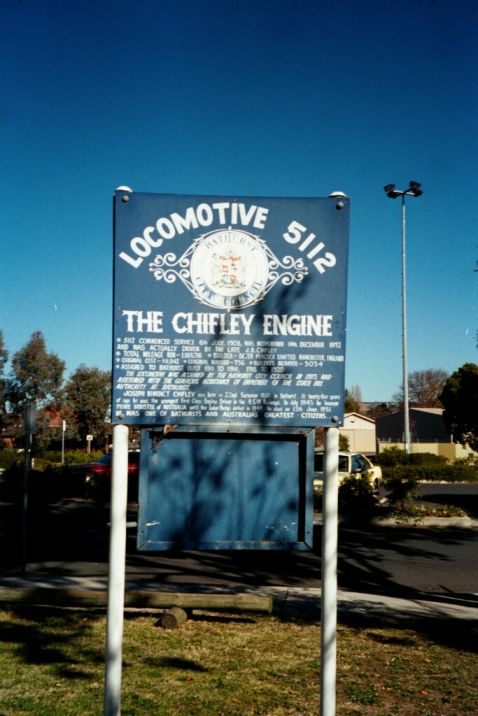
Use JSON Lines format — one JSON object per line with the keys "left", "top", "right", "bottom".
{"left": 104, "top": 424, "right": 129, "bottom": 716}
{"left": 401, "top": 195, "right": 411, "bottom": 453}
{"left": 384, "top": 182, "right": 422, "bottom": 450}
{"left": 61, "top": 420, "right": 66, "bottom": 464}
{"left": 320, "top": 426, "right": 339, "bottom": 716}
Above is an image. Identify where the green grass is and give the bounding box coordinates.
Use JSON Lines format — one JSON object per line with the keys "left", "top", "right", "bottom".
{"left": 0, "top": 605, "right": 477, "bottom": 715}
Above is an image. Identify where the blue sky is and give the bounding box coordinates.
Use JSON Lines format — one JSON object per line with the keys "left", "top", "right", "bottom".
{"left": 1, "top": 0, "right": 477, "bottom": 402}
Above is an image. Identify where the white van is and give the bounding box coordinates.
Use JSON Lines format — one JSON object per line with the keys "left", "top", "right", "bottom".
{"left": 313, "top": 450, "right": 382, "bottom": 493}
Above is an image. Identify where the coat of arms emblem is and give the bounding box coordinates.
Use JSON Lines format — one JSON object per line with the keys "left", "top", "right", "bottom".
{"left": 149, "top": 228, "right": 307, "bottom": 309}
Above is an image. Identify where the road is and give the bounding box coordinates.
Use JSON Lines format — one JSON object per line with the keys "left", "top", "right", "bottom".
{"left": 1, "top": 482, "right": 477, "bottom": 602}
{"left": 335, "top": 482, "right": 478, "bottom": 599}
{"left": 418, "top": 481, "right": 478, "bottom": 515}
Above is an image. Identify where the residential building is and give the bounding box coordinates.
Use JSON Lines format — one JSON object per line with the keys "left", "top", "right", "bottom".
{"left": 376, "top": 407, "right": 476, "bottom": 461}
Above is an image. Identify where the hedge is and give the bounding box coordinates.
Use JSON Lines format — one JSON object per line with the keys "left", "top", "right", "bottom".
{"left": 382, "top": 463, "right": 478, "bottom": 483}
{"left": 0, "top": 449, "right": 18, "bottom": 470}
{"left": 375, "top": 449, "right": 447, "bottom": 467}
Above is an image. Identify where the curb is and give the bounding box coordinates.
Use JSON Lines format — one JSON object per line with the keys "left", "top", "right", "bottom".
{"left": 314, "top": 515, "right": 478, "bottom": 528}
{"left": 0, "top": 579, "right": 477, "bottom": 622}
{"left": 371, "top": 516, "right": 477, "bottom": 528}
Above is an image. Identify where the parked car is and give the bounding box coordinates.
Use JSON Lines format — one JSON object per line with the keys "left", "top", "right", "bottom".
{"left": 72, "top": 451, "right": 140, "bottom": 499}
{"left": 313, "top": 450, "right": 382, "bottom": 493}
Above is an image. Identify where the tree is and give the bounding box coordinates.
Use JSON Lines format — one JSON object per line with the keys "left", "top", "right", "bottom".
{"left": 7, "top": 331, "right": 65, "bottom": 412}
{"left": 440, "top": 363, "right": 478, "bottom": 450}
{"left": 65, "top": 365, "right": 111, "bottom": 448}
{"left": 315, "top": 427, "right": 349, "bottom": 451}
{"left": 348, "top": 384, "right": 362, "bottom": 404}
{"left": 409, "top": 369, "right": 448, "bottom": 406}
{"left": 366, "top": 402, "right": 393, "bottom": 419}
{"left": 393, "top": 369, "right": 448, "bottom": 408}
{"left": 344, "top": 385, "right": 362, "bottom": 413}
{"left": 0, "top": 331, "right": 8, "bottom": 431}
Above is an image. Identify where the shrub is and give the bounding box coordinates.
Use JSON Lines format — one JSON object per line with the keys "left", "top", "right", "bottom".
{"left": 377, "top": 448, "right": 478, "bottom": 482}
{"left": 34, "top": 449, "right": 102, "bottom": 468}
{"left": 36, "top": 450, "right": 64, "bottom": 465}
{"left": 338, "top": 475, "right": 377, "bottom": 518}
{"left": 381, "top": 463, "right": 478, "bottom": 482}
{"left": 0, "top": 461, "right": 87, "bottom": 501}
{"left": 420, "top": 464, "right": 477, "bottom": 482}
{"left": 381, "top": 465, "right": 417, "bottom": 481}
{"left": 455, "top": 455, "right": 478, "bottom": 468}
{"left": 384, "top": 475, "right": 419, "bottom": 503}
{"left": 0, "top": 449, "right": 18, "bottom": 470}
{"left": 375, "top": 447, "right": 409, "bottom": 466}
{"left": 376, "top": 448, "right": 447, "bottom": 467}
{"left": 407, "top": 452, "right": 447, "bottom": 466}
{"left": 0, "top": 464, "right": 22, "bottom": 500}
{"left": 382, "top": 475, "right": 420, "bottom": 520}
{"left": 64, "top": 450, "right": 102, "bottom": 465}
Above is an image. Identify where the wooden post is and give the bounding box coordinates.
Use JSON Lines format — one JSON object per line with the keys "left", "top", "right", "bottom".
{"left": 158, "top": 607, "right": 188, "bottom": 630}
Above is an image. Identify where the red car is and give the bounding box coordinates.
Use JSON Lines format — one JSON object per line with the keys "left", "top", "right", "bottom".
{"left": 79, "top": 451, "right": 140, "bottom": 500}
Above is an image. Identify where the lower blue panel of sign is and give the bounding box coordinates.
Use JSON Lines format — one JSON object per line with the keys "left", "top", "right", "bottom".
{"left": 137, "top": 429, "right": 314, "bottom": 550}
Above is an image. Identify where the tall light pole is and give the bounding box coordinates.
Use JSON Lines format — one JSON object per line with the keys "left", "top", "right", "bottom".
{"left": 384, "top": 181, "right": 423, "bottom": 453}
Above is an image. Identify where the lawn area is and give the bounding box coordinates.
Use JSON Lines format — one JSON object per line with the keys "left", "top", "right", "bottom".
{"left": 0, "top": 604, "right": 477, "bottom": 715}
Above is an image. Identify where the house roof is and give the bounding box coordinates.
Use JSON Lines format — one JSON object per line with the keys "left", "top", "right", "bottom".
{"left": 376, "top": 408, "right": 449, "bottom": 442}
{"left": 344, "top": 412, "right": 376, "bottom": 425}
{"left": 409, "top": 407, "right": 444, "bottom": 416}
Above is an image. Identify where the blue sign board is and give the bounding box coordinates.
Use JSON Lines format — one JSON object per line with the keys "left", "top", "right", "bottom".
{"left": 137, "top": 428, "right": 314, "bottom": 550}
{"left": 113, "top": 191, "right": 349, "bottom": 427}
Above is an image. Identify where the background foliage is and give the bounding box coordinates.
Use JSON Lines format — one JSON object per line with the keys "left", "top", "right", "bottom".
{"left": 0, "top": 330, "right": 111, "bottom": 454}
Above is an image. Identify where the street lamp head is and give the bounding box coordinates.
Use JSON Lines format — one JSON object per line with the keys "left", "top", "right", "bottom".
{"left": 384, "top": 182, "right": 423, "bottom": 199}
{"left": 408, "top": 181, "right": 423, "bottom": 197}
{"left": 384, "top": 183, "right": 401, "bottom": 199}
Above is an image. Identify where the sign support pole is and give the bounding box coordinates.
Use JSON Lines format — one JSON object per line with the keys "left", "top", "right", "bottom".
{"left": 20, "top": 430, "right": 33, "bottom": 574}
{"left": 320, "top": 425, "right": 339, "bottom": 716}
{"left": 21, "top": 402, "right": 36, "bottom": 574}
{"left": 61, "top": 420, "right": 66, "bottom": 464}
{"left": 104, "top": 423, "right": 129, "bottom": 716}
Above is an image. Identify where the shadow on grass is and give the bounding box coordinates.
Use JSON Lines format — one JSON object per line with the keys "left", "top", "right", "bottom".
{"left": 144, "top": 656, "right": 209, "bottom": 672}
{"left": 188, "top": 612, "right": 256, "bottom": 624}
{"left": 0, "top": 602, "right": 103, "bottom": 679}
{"left": 1, "top": 490, "right": 478, "bottom": 662}
{"left": 339, "top": 613, "right": 478, "bottom": 655}
{"left": 0, "top": 590, "right": 477, "bottom": 691}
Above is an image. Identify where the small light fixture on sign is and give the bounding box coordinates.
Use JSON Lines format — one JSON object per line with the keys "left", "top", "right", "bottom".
{"left": 329, "top": 191, "right": 348, "bottom": 210}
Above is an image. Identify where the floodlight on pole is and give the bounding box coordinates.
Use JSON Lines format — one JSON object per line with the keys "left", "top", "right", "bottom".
{"left": 384, "top": 181, "right": 423, "bottom": 453}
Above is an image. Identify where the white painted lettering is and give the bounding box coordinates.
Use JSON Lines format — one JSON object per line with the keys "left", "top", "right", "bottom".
{"left": 122, "top": 310, "right": 164, "bottom": 333}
